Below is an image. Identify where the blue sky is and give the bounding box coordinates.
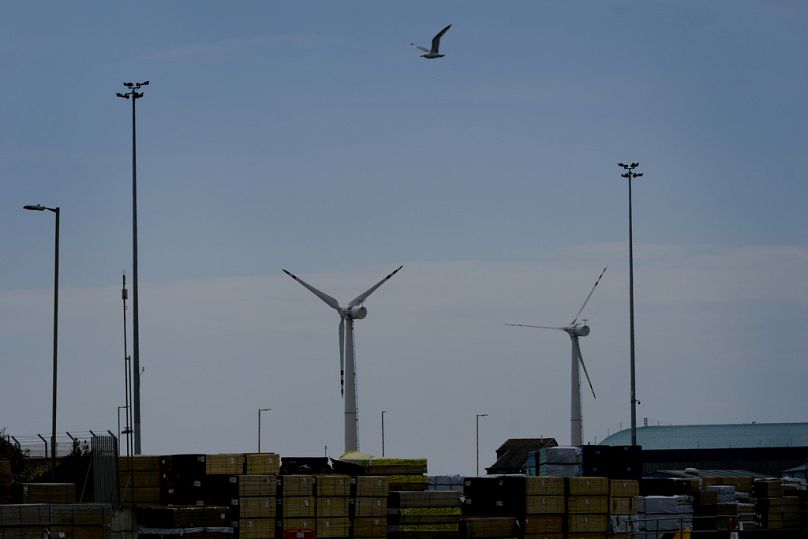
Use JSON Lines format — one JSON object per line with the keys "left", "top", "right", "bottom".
{"left": 1, "top": 2, "right": 807, "bottom": 475}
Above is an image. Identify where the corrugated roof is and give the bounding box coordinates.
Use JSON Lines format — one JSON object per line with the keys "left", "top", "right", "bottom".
{"left": 600, "top": 422, "right": 808, "bottom": 450}
{"left": 651, "top": 469, "right": 774, "bottom": 479}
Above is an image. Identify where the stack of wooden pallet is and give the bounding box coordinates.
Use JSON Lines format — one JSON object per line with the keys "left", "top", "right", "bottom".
{"left": 118, "top": 455, "right": 160, "bottom": 505}
{"left": 388, "top": 490, "right": 462, "bottom": 539}
{"left": 338, "top": 453, "right": 428, "bottom": 492}
{"left": 17, "top": 482, "right": 76, "bottom": 503}
{"left": 237, "top": 475, "right": 278, "bottom": 539}
{"left": 0, "top": 503, "right": 113, "bottom": 539}
{"left": 314, "top": 475, "right": 351, "bottom": 539}
{"left": 350, "top": 476, "right": 388, "bottom": 539}
{"left": 0, "top": 460, "right": 11, "bottom": 504}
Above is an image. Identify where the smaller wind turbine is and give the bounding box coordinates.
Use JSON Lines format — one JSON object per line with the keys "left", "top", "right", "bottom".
{"left": 411, "top": 24, "right": 452, "bottom": 59}
{"left": 282, "top": 265, "right": 404, "bottom": 454}
{"left": 506, "top": 266, "right": 607, "bottom": 447}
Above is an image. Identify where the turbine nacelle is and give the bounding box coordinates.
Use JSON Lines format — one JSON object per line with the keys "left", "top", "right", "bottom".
{"left": 567, "top": 324, "right": 590, "bottom": 337}
{"left": 346, "top": 305, "right": 368, "bottom": 319}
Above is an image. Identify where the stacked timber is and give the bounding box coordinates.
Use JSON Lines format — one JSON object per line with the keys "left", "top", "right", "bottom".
{"left": 207, "top": 454, "right": 246, "bottom": 476}
{"left": 118, "top": 455, "right": 161, "bottom": 505}
{"left": 160, "top": 454, "right": 207, "bottom": 506}
{"left": 338, "top": 453, "right": 428, "bottom": 492}
{"left": 566, "top": 477, "right": 609, "bottom": 538}
{"left": 350, "top": 476, "right": 388, "bottom": 539}
{"left": 17, "top": 482, "right": 76, "bottom": 503}
{"left": 388, "top": 490, "right": 461, "bottom": 539}
{"left": 635, "top": 495, "right": 693, "bottom": 538}
{"left": 0, "top": 503, "right": 113, "bottom": 539}
{"left": 279, "top": 475, "right": 316, "bottom": 534}
{"left": 582, "top": 446, "right": 642, "bottom": 480}
{"left": 754, "top": 479, "right": 784, "bottom": 530}
{"left": 462, "top": 476, "right": 565, "bottom": 538}
{"left": 245, "top": 453, "right": 280, "bottom": 475}
{"left": 427, "top": 476, "right": 463, "bottom": 493}
{"left": 0, "top": 460, "right": 12, "bottom": 503}
{"left": 608, "top": 479, "right": 639, "bottom": 537}
{"left": 459, "top": 517, "right": 518, "bottom": 539}
{"left": 691, "top": 489, "right": 718, "bottom": 531}
{"left": 204, "top": 454, "right": 245, "bottom": 528}
{"left": 781, "top": 480, "right": 807, "bottom": 529}
{"left": 137, "top": 505, "right": 232, "bottom": 529}
{"left": 315, "top": 475, "right": 351, "bottom": 539}
{"left": 237, "top": 475, "right": 278, "bottom": 539}
{"left": 538, "top": 447, "right": 581, "bottom": 478}
{"left": 516, "top": 476, "right": 566, "bottom": 539}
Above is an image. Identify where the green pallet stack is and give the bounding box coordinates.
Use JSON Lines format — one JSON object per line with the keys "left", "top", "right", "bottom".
{"left": 389, "top": 490, "right": 461, "bottom": 539}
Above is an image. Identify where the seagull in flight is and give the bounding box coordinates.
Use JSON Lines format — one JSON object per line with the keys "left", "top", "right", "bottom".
{"left": 411, "top": 24, "right": 452, "bottom": 59}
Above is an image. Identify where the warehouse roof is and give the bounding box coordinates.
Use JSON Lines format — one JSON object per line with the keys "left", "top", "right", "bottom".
{"left": 600, "top": 422, "right": 808, "bottom": 450}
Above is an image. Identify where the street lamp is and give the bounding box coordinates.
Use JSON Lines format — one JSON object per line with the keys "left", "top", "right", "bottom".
{"left": 617, "top": 162, "right": 644, "bottom": 447}
{"left": 258, "top": 408, "right": 271, "bottom": 453}
{"left": 476, "top": 413, "right": 488, "bottom": 476}
{"left": 381, "top": 411, "right": 388, "bottom": 456}
{"left": 117, "top": 80, "right": 148, "bottom": 455}
{"left": 23, "top": 203, "right": 60, "bottom": 480}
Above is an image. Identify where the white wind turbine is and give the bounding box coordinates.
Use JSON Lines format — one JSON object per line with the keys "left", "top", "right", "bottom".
{"left": 282, "top": 266, "right": 404, "bottom": 454}
{"left": 506, "top": 266, "right": 607, "bottom": 447}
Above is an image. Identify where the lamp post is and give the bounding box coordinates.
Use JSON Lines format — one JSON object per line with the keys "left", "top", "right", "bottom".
{"left": 381, "top": 411, "right": 387, "bottom": 456}
{"left": 476, "top": 413, "right": 488, "bottom": 476}
{"left": 23, "top": 203, "right": 60, "bottom": 480}
{"left": 258, "top": 408, "right": 271, "bottom": 453}
{"left": 618, "top": 162, "right": 643, "bottom": 446}
{"left": 116, "top": 80, "right": 148, "bottom": 455}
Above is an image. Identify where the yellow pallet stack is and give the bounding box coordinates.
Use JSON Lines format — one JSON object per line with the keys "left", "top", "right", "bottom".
{"left": 607, "top": 479, "right": 639, "bottom": 538}
{"left": 238, "top": 475, "right": 278, "bottom": 539}
{"left": 245, "top": 453, "right": 280, "bottom": 476}
{"left": 279, "top": 475, "right": 315, "bottom": 533}
{"left": 522, "top": 476, "right": 566, "bottom": 539}
{"left": 566, "top": 477, "right": 609, "bottom": 539}
{"left": 351, "top": 476, "right": 388, "bottom": 539}
{"left": 207, "top": 454, "right": 246, "bottom": 476}
{"left": 117, "top": 455, "right": 160, "bottom": 505}
{"left": 315, "top": 475, "right": 350, "bottom": 539}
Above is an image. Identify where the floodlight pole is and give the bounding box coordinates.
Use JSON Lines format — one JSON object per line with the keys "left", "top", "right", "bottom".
{"left": 117, "top": 81, "right": 148, "bottom": 454}
{"left": 618, "top": 162, "right": 644, "bottom": 446}
{"left": 476, "top": 413, "right": 487, "bottom": 476}
{"left": 23, "top": 204, "right": 59, "bottom": 480}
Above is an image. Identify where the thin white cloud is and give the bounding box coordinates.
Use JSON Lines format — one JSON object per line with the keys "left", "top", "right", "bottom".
{"left": 133, "top": 33, "right": 331, "bottom": 62}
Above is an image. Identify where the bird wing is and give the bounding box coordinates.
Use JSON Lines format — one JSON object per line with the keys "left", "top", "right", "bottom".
{"left": 431, "top": 24, "right": 452, "bottom": 52}
{"left": 411, "top": 43, "right": 430, "bottom": 53}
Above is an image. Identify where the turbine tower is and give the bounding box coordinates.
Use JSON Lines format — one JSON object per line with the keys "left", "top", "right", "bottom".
{"left": 283, "top": 265, "right": 404, "bottom": 454}
{"left": 507, "top": 266, "right": 607, "bottom": 447}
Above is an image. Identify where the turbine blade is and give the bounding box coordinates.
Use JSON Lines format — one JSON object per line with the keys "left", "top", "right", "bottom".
{"left": 571, "top": 266, "right": 607, "bottom": 324}
{"left": 576, "top": 341, "right": 596, "bottom": 399}
{"left": 339, "top": 317, "right": 345, "bottom": 397}
{"left": 348, "top": 265, "right": 404, "bottom": 307}
{"left": 505, "top": 323, "right": 566, "bottom": 331}
{"left": 283, "top": 269, "right": 341, "bottom": 311}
